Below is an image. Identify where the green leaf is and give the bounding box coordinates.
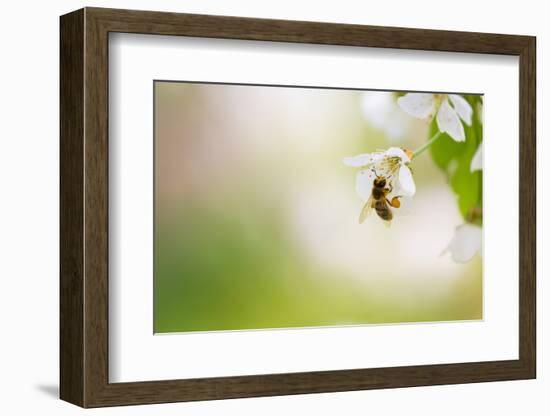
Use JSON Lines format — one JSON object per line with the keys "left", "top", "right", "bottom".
{"left": 427, "top": 94, "right": 483, "bottom": 221}
{"left": 428, "top": 120, "right": 466, "bottom": 171}
{"left": 451, "top": 159, "right": 481, "bottom": 218}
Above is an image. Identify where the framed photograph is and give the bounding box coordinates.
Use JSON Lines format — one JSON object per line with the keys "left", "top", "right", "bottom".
{"left": 60, "top": 7, "right": 536, "bottom": 408}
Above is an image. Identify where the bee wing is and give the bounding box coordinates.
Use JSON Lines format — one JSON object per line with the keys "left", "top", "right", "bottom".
{"left": 358, "top": 196, "right": 375, "bottom": 224}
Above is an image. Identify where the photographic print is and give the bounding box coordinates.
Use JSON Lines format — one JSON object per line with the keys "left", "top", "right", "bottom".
{"left": 154, "top": 81, "right": 483, "bottom": 334}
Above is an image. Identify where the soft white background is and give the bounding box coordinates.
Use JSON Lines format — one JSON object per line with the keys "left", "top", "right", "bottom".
{"left": 0, "top": 0, "right": 545, "bottom": 415}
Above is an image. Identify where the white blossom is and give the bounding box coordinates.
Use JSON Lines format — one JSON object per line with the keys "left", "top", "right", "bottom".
{"left": 397, "top": 93, "right": 473, "bottom": 142}
{"left": 343, "top": 147, "right": 416, "bottom": 214}
{"left": 470, "top": 143, "right": 483, "bottom": 172}
{"left": 442, "top": 223, "right": 482, "bottom": 263}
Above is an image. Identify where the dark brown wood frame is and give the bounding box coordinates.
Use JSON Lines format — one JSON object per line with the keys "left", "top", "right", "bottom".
{"left": 60, "top": 7, "right": 536, "bottom": 408}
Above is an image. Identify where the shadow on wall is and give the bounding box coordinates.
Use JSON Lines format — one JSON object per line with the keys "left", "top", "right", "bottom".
{"left": 34, "top": 384, "right": 58, "bottom": 399}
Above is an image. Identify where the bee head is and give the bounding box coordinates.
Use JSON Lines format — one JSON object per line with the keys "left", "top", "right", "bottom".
{"left": 373, "top": 177, "right": 386, "bottom": 187}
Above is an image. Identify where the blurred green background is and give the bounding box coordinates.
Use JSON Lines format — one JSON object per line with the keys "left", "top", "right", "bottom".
{"left": 154, "top": 82, "right": 482, "bottom": 333}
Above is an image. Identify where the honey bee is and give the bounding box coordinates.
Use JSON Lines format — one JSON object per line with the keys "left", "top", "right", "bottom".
{"left": 359, "top": 175, "right": 401, "bottom": 224}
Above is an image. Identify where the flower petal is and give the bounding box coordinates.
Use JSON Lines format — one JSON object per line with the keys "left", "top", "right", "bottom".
{"left": 397, "top": 93, "right": 435, "bottom": 119}
{"left": 436, "top": 98, "right": 465, "bottom": 142}
{"left": 385, "top": 147, "right": 410, "bottom": 163}
{"left": 355, "top": 169, "right": 376, "bottom": 201}
{"left": 443, "top": 224, "right": 482, "bottom": 263}
{"left": 448, "top": 94, "right": 473, "bottom": 125}
{"left": 343, "top": 153, "right": 373, "bottom": 167}
{"left": 397, "top": 166, "right": 416, "bottom": 196}
{"left": 470, "top": 143, "right": 483, "bottom": 172}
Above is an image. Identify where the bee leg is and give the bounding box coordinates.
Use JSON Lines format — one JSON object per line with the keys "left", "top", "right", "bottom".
{"left": 387, "top": 196, "right": 401, "bottom": 208}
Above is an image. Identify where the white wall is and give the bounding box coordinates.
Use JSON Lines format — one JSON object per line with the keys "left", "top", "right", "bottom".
{"left": 0, "top": 1, "right": 545, "bottom": 414}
